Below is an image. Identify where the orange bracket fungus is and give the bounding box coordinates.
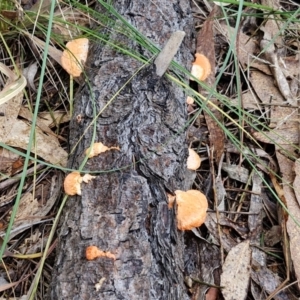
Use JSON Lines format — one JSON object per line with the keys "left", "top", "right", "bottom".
{"left": 85, "top": 142, "right": 120, "bottom": 158}
{"left": 64, "top": 171, "right": 95, "bottom": 196}
{"left": 175, "top": 190, "right": 208, "bottom": 231}
{"left": 190, "top": 53, "right": 211, "bottom": 81}
{"left": 86, "top": 246, "right": 116, "bottom": 261}
{"left": 61, "top": 38, "right": 89, "bottom": 77}
{"left": 186, "top": 96, "right": 194, "bottom": 105}
{"left": 187, "top": 148, "right": 201, "bottom": 170}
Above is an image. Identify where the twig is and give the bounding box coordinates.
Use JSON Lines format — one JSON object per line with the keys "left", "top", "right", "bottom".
{"left": 0, "top": 164, "right": 45, "bottom": 190}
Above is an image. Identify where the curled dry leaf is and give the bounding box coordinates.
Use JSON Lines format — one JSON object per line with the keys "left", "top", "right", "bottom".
{"left": 86, "top": 246, "right": 116, "bottom": 261}
{"left": 64, "top": 171, "right": 95, "bottom": 196}
{"left": 61, "top": 38, "right": 89, "bottom": 77}
{"left": 175, "top": 190, "right": 208, "bottom": 231}
{"left": 85, "top": 142, "right": 120, "bottom": 158}
{"left": 187, "top": 148, "right": 201, "bottom": 170}
{"left": 190, "top": 53, "right": 211, "bottom": 81}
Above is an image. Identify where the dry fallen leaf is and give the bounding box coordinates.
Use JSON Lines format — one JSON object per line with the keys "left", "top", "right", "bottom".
{"left": 19, "top": 106, "right": 67, "bottom": 142}
{"left": 196, "top": 8, "right": 225, "bottom": 165}
{"left": 27, "top": 34, "right": 63, "bottom": 66}
{"left": 61, "top": 38, "right": 89, "bottom": 77}
{"left": 260, "top": 31, "right": 295, "bottom": 105}
{"left": 220, "top": 240, "right": 251, "bottom": 300}
{"left": 221, "top": 25, "right": 271, "bottom": 75}
{"left": 0, "top": 147, "right": 21, "bottom": 178}
{"left": 52, "top": 8, "right": 90, "bottom": 40}
{"left": 4, "top": 119, "right": 67, "bottom": 166}
{"left": 205, "top": 212, "right": 238, "bottom": 252}
{"left": 293, "top": 159, "right": 300, "bottom": 206}
{"left": 251, "top": 266, "right": 290, "bottom": 298}
{"left": 0, "top": 173, "right": 62, "bottom": 241}
{"left": 276, "top": 148, "right": 300, "bottom": 290}
{"left": 38, "top": 110, "right": 70, "bottom": 128}
{"left": 0, "top": 69, "right": 67, "bottom": 166}
{"left": 248, "top": 171, "right": 268, "bottom": 285}
{"left": 222, "top": 162, "right": 249, "bottom": 183}
{"left": 0, "top": 93, "right": 22, "bottom": 141}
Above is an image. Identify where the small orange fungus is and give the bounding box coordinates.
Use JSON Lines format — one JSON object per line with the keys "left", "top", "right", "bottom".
{"left": 64, "top": 171, "right": 95, "bottom": 196}
{"left": 61, "top": 38, "right": 89, "bottom": 77}
{"left": 190, "top": 53, "right": 211, "bottom": 81}
{"left": 186, "top": 96, "right": 194, "bottom": 105}
{"left": 175, "top": 190, "right": 208, "bottom": 231}
{"left": 85, "top": 142, "right": 120, "bottom": 158}
{"left": 187, "top": 148, "right": 201, "bottom": 170}
{"left": 86, "top": 246, "right": 116, "bottom": 261}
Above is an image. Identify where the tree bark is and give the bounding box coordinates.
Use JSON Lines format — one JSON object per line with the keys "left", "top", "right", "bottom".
{"left": 49, "top": 1, "right": 196, "bottom": 299}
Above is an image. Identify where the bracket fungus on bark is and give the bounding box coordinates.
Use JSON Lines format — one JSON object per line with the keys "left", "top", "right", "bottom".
{"left": 175, "top": 190, "right": 208, "bottom": 231}
{"left": 190, "top": 53, "right": 211, "bottom": 81}
{"left": 187, "top": 148, "right": 201, "bottom": 170}
{"left": 186, "top": 96, "right": 194, "bottom": 105}
{"left": 61, "top": 38, "right": 89, "bottom": 77}
{"left": 85, "top": 142, "right": 120, "bottom": 158}
{"left": 86, "top": 246, "right": 116, "bottom": 261}
{"left": 64, "top": 171, "right": 95, "bottom": 196}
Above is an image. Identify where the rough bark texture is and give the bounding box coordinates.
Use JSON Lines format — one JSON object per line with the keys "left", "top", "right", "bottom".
{"left": 49, "top": 1, "right": 196, "bottom": 299}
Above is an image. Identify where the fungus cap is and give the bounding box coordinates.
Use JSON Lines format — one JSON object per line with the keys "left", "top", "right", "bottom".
{"left": 86, "top": 246, "right": 102, "bottom": 260}
{"left": 63, "top": 172, "right": 95, "bottom": 196}
{"left": 64, "top": 171, "right": 82, "bottom": 195}
{"left": 86, "top": 246, "right": 116, "bottom": 261}
{"left": 187, "top": 148, "right": 201, "bottom": 170}
{"left": 85, "top": 142, "right": 109, "bottom": 158}
{"left": 190, "top": 53, "right": 211, "bottom": 81}
{"left": 175, "top": 189, "right": 208, "bottom": 230}
{"left": 85, "top": 142, "right": 120, "bottom": 158}
{"left": 186, "top": 96, "right": 194, "bottom": 105}
{"left": 61, "top": 38, "right": 89, "bottom": 77}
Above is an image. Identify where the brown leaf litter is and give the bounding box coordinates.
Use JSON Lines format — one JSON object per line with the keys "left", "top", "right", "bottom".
{"left": 187, "top": 0, "right": 300, "bottom": 299}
